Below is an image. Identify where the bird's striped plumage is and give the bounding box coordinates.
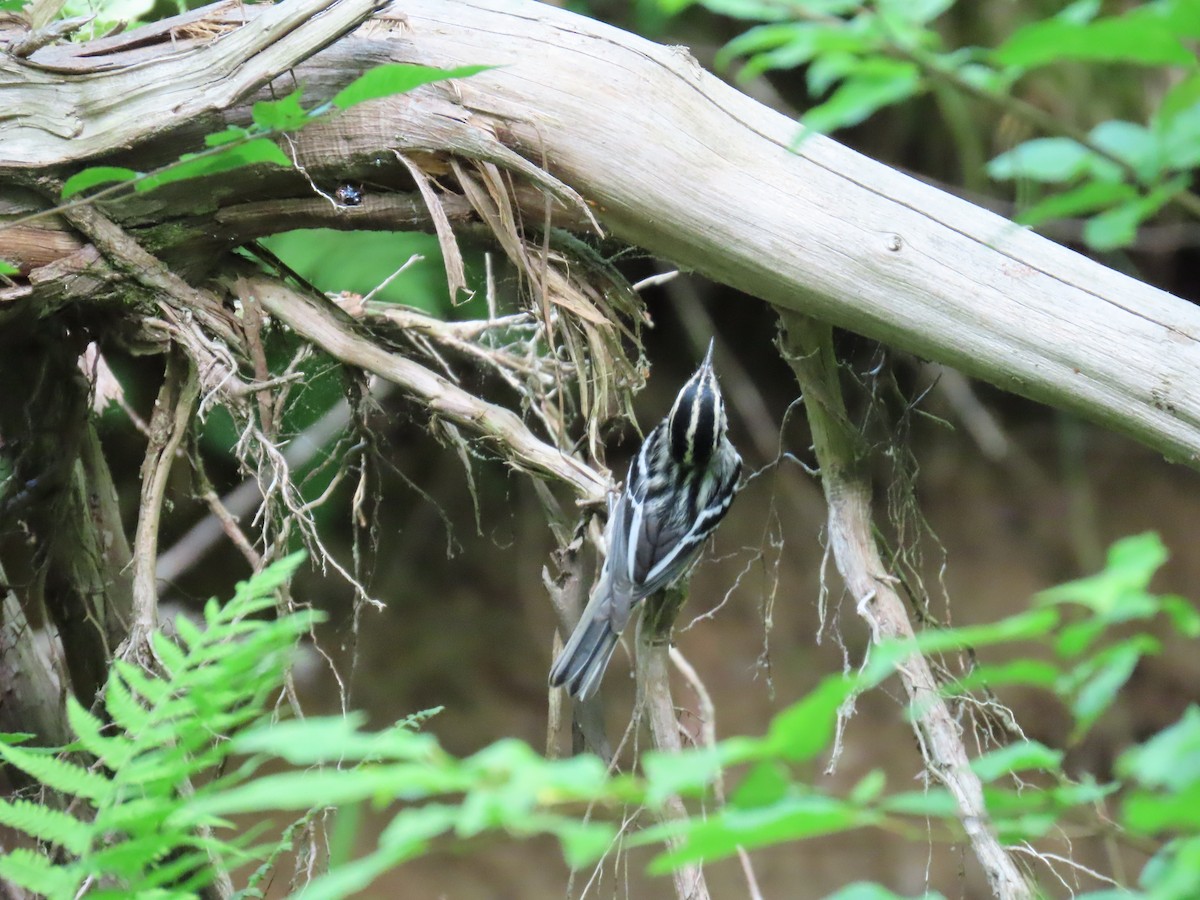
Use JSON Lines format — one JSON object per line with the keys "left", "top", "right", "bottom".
{"left": 549, "top": 341, "right": 742, "bottom": 700}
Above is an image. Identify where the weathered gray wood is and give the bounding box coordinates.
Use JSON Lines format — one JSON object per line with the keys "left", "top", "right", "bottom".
{"left": 340, "top": 0, "right": 1200, "bottom": 466}
{"left": 0, "top": 0, "right": 384, "bottom": 166}
{"left": 1, "top": 0, "right": 1198, "bottom": 469}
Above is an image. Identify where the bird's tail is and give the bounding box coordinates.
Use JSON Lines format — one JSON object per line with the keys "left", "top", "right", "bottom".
{"left": 549, "top": 575, "right": 625, "bottom": 701}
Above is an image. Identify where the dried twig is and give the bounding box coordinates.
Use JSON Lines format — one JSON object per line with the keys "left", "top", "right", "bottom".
{"left": 123, "top": 350, "right": 199, "bottom": 663}
{"left": 670, "top": 647, "right": 764, "bottom": 900}
{"left": 636, "top": 585, "right": 710, "bottom": 900}
{"left": 240, "top": 272, "right": 608, "bottom": 505}
{"left": 778, "top": 310, "right": 1032, "bottom": 900}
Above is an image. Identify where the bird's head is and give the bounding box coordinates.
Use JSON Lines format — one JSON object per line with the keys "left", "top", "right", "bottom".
{"left": 666, "top": 339, "right": 727, "bottom": 467}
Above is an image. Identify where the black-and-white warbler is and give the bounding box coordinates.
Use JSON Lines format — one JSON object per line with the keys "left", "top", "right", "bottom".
{"left": 549, "top": 339, "right": 742, "bottom": 700}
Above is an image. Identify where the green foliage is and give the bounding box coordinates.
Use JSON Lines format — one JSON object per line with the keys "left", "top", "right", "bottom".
{"left": 5, "top": 533, "right": 1199, "bottom": 897}
{"left": 0, "top": 258, "right": 19, "bottom": 275}
{"left": 0, "top": 552, "right": 314, "bottom": 896}
{"left": 0, "top": 553, "right": 614, "bottom": 897}
{"left": 60, "top": 166, "right": 142, "bottom": 199}
{"left": 627, "top": 531, "right": 1197, "bottom": 892}
{"left": 136, "top": 139, "right": 291, "bottom": 193}
{"left": 331, "top": 63, "right": 494, "bottom": 109}
{"left": 61, "top": 64, "right": 489, "bottom": 201}
{"left": 668, "top": 0, "right": 1200, "bottom": 250}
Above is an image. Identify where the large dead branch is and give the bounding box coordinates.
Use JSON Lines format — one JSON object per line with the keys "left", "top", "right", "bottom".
{"left": 1, "top": 0, "right": 1197, "bottom": 467}
{"left": 0, "top": 0, "right": 386, "bottom": 166}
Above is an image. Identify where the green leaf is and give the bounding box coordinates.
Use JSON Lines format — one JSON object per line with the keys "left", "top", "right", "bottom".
{"left": 942, "top": 658, "right": 1061, "bottom": 696}
{"left": 1117, "top": 706, "right": 1200, "bottom": 792}
{"left": 987, "top": 138, "right": 1096, "bottom": 183}
{"left": 332, "top": 63, "right": 493, "bottom": 110}
{"left": 0, "top": 847, "right": 80, "bottom": 896}
{"left": 1083, "top": 183, "right": 1182, "bottom": 251}
{"left": 61, "top": 166, "right": 140, "bottom": 199}
{"left": 644, "top": 794, "right": 871, "bottom": 872}
{"left": 848, "top": 769, "right": 886, "bottom": 805}
{"left": 879, "top": 788, "right": 958, "bottom": 817}
{"left": 1139, "top": 835, "right": 1200, "bottom": 895}
{"left": 151, "top": 630, "right": 188, "bottom": 675}
{"left": 643, "top": 740, "right": 759, "bottom": 805}
{"left": 1038, "top": 533, "right": 1167, "bottom": 617}
{"left": 204, "top": 126, "right": 254, "bottom": 148}
{"left": 252, "top": 89, "right": 311, "bottom": 131}
{"left": 173, "top": 612, "right": 204, "bottom": 648}
{"left": 1124, "top": 782, "right": 1200, "bottom": 833}
{"left": 699, "top": 0, "right": 859, "bottom": 20}
{"left": 723, "top": 21, "right": 867, "bottom": 79}
{"left": 995, "top": 16, "right": 1194, "bottom": 68}
{"left": 801, "top": 61, "right": 921, "bottom": 135}
{"left": 176, "top": 767, "right": 462, "bottom": 823}
{"left": 1130, "top": 0, "right": 1200, "bottom": 40}
{"left": 657, "top": 0, "right": 695, "bottom": 14}
{"left": 984, "top": 777, "right": 1113, "bottom": 816}
{"left": 994, "top": 812, "right": 1059, "bottom": 842}
{"left": 1089, "top": 120, "right": 1162, "bottom": 182}
{"left": 1157, "top": 99, "right": 1200, "bottom": 171}
{"left": 107, "top": 663, "right": 159, "bottom": 723}
{"left": 865, "top": 608, "right": 1059, "bottom": 684}
{"left": 731, "top": 761, "right": 791, "bottom": 809}
{"left": 1159, "top": 72, "right": 1200, "bottom": 126}
{"left": 1070, "top": 639, "right": 1156, "bottom": 737}
{"left": 1014, "top": 181, "right": 1137, "bottom": 228}
{"left": 970, "top": 741, "right": 1063, "bottom": 783}
{"left": 0, "top": 742, "right": 111, "bottom": 802}
{"left": 226, "top": 551, "right": 307, "bottom": 611}
{"left": 66, "top": 697, "right": 132, "bottom": 769}
{"left": 0, "top": 259, "right": 18, "bottom": 275}
{"left": 293, "top": 848, "right": 407, "bottom": 900}
{"left": 137, "top": 139, "right": 290, "bottom": 193}
{"left": 0, "top": 797, "right": 91, "bottom": 855}
{"left": 378, "top": 803, "right": 459, "bottom": 853}
{"left": 764, "top": 675, "right": 855, "bottom": 762}
{"left": 723, "top": 23, "right": 822, "bottom": 77}
{"left": 551, "top": 817, "right": 617, "bottom": 868}
{"left": 233, "top": 714, "right": 438, "bottom": 764}
{"left": 1160, "top": 595, "right": 1200, "bottom": 637}
{"left": 1055, "top": 0, "right": 1101, "bottom": 25}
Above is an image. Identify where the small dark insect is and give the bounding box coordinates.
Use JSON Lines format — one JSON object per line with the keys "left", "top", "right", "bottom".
{"left": 335, "top": 183, "right": 363, "bottom": 206}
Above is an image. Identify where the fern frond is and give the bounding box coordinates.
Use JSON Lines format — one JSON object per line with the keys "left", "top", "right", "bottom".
{"left": 104, "top": 667, "right": 153, "bottom": 734}
{"left": 0, "top": 796, "right": 91, "bottom": 855}
{"left": 81, "top": 833, "right": 185, "bottom": 891}
{"left": 67, "top": 697, "right": 133, "bottom": 769}
{"left": 112, "top": 659, "right": 170, "bottom": 707}
{"left": 151, "top": 630, "right": 188, "bottom": 675}
{"left": 0, "top": 742, "right": 111, "bottom": 802}
{"left": 92, "top": 794, "right": 173, "bottom": 838}
{"left": 173, "top": 612, "right": 203, "bottom": 648}
{"left": 1, "top": 552, "right": 314, "bottom": 895}
{"left": 0, "top": 846, "right": 81, "bottom": 896}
